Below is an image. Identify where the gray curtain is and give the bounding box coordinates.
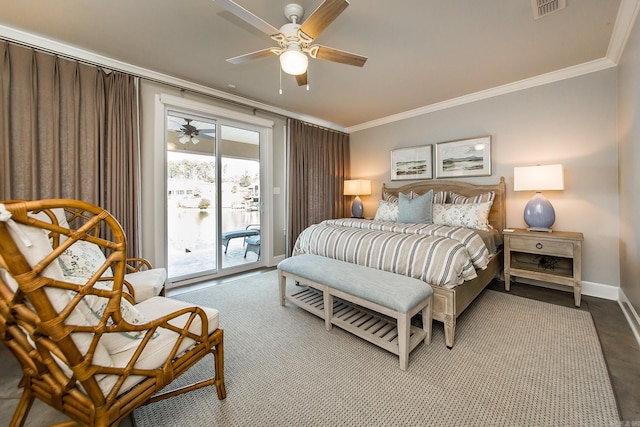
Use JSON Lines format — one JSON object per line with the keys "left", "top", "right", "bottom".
{"left": 287, "top": 118, "right": 350, "bottom": 254}
{"left": 0, "top": 41, "right": 141, "bottom": 258}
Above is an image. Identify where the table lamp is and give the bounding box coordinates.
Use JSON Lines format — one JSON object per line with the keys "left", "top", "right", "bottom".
{"left": 513, "top": 164, "right": 564, "bottom": 232}
{"left": 344, "top": 179, "right": 371, "bottom": 218}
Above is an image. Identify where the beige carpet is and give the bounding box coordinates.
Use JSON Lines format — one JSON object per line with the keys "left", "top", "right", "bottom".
{"left": 133, "top": 270, "right": 619, "bottom": 426}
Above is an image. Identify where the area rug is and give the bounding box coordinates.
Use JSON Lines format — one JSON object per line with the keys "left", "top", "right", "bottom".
{"left": 133, "top": 270, "right": 619, "bottom": 426}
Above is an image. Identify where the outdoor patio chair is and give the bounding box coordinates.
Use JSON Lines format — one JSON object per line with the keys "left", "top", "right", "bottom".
{"left": 221, "top": 224, "right": 259, "bottom": 254}
{"left": 0, "top": 199, "right": 226, "bottom": 426}
{"left": 244, "top": 235, "right": 260, "bottom": 260}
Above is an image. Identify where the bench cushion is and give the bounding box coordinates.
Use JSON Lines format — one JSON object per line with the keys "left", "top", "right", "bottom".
{"left": 278, "top": 254, "right": 432, "bottom": 313}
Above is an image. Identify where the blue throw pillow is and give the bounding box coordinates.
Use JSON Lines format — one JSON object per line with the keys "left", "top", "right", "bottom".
{"left": 398, "top": 190, "right": 433, "bottom": 224}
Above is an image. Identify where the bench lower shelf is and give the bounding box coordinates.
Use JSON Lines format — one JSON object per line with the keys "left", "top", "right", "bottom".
{"left": 287, "top": 286, "right": 426, "bottom": 357}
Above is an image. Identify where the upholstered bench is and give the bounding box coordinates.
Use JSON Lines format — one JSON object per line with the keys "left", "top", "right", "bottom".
{"left": 277, "top": 254, "right": 433, "bottom": 370}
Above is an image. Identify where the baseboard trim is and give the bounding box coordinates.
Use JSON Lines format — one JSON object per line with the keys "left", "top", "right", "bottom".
{"left": 516, "top": 278, "right": 618, "bottom": 301}
{"left": 582, "top": 280, "right": 620, "bottom": 301}
{"left": 618, "top": 289, "right": 640, "bottom": 347}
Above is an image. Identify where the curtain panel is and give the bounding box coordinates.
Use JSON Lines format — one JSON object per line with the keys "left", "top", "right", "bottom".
{"left": 287, "top": 118, "right": 350, "bottom": 254}
{"left": 0, "top": 41, "right": 141, "bottom": 258}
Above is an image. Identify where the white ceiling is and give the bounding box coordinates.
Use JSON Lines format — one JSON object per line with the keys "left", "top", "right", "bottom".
{"left": 0, "top": 0, "right": 632, "bottom": 131}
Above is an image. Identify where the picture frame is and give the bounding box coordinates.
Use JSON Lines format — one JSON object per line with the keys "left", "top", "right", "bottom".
{"left": 390, "top": 145, "right": 433, "bottom": 180}
{"left": 434, "top": 136, "right": 492, "bottom": 178}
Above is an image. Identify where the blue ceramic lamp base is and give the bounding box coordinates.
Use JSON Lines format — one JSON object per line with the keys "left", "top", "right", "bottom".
{"left": 351, "top": 196, "right": 364, "bottom": 218}
{"left": 524, "top": 192, "right": 556, "bottom": 232}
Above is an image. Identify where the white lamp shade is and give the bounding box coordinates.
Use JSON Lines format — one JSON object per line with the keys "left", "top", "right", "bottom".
{"left": 344, "top": 179, "right": 371, "bottom": 196}
{"left": 514, "top": 164, "right": 564, "bottom": 191}
{"left": 280, "top": 49, "right": 308, "bottom": 75}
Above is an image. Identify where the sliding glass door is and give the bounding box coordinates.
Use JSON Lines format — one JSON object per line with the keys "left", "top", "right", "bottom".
{"left": 165, "top": 112, "right": 264, "bottom": 284}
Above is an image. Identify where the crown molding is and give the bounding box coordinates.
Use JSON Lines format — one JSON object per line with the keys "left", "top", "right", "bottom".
{"left": 347, "top": 58, "right": 616, "bottom": 133}
{"left": 348, "top": 0, "right": 639, "bottom": 133}
{"left": 607, "top": 0, "right": 640, "bottom": 64}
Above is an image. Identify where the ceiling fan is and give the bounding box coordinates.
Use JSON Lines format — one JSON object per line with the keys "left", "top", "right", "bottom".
{"left": 177, "top": 119, "right": 200, "bottom": 145}
{"left": 214, "top": 0, "right": 368, "bottom": 87}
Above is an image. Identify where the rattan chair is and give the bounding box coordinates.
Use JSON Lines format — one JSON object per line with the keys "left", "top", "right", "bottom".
{"left": 0, "top": 199, "right": 226, "bottom": 426}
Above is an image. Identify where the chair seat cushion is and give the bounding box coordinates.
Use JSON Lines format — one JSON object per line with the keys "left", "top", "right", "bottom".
{"left": 125, "top": 268, "right": 167, "bottom": 303}
{"left": 111, "top": 296, "right": 220, "bottom": 394}
{"left": 245, "top": 236, "right": 260, "bottom": 245}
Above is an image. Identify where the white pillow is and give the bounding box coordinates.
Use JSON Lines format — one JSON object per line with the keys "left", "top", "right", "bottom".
{"left": 374, "top": 200, "right": 399, "bottom": 222}
{"left": 433, "top": 201, "right": 493, "bottom": 231}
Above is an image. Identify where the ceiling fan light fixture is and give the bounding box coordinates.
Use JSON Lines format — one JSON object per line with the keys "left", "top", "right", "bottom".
{"left": 280, "top": 47, "right": 308, "bottom": 75}
{"left": 191, "top": 136, "right": 200, "bottom": 145}
{"left": 179, "top": 134, "right": 190, "bottom": 144}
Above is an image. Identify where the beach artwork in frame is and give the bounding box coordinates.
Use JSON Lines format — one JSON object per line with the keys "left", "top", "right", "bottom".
{"left": 435, "top": 136, "right": 492, "bottom": 178}
{"left": 390, "top": 145, "right": 433, "bottom": 180}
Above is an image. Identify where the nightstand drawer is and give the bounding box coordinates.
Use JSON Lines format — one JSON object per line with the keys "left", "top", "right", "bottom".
{"left": 508, "top": 237, "right": 574, "bottom": 257}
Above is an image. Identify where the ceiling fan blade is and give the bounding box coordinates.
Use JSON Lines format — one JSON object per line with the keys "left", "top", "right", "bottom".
{"left": 214, "top": 0, "right": 280, "bottom": 36}
{"left": 227, "top": 48, "right": 278, "bottom": 64}
{"left": 313, "top": 45, "right": 367, "bottom": 67}
{"left": 299, "top": 0, "right": 349, "bottom": 40}
{"left": 295, "top": 72, "right": 308, "bottom": 86}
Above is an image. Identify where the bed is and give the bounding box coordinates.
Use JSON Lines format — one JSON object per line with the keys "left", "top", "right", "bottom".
{"left": 292, "top": 177, "right": 506, "bottom": 348}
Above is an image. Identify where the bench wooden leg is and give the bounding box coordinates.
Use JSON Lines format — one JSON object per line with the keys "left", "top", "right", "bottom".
{"left": 324, "top": 290, "right": 333, "bottom": 331}
{"left": 397, "top": 312, "right": 410, "bottom": 371}
{"left": 423, "top": 297, "right": 432, "bottom": 345}
{"left": 278, "top": 270, "right": 286, "bottom": 306}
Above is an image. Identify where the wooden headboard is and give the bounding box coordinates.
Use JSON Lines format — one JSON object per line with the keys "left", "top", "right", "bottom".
{"left": 381, "top": 177, "right": 506, "bottom": 232}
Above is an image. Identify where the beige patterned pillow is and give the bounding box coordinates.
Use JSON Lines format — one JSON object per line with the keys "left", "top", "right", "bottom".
{"left": 433, "top": 201, "right": 493, "bottom": 231}
{"left": 383, "top": 191, "right": 398, "bottom": 204}
{"left": 450, "top": 191, "right": 495, "bottom": 205}
{"left": 374, "top": 200, "right": 399, "bottom": 222}
{"left": 433, "top": 191, "right": 448, "bottom": 204}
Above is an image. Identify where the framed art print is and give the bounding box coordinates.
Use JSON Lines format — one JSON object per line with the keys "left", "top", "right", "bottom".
{"left": 434, "top": 136, "right": 492, "bottom": 178}
{"left": 390, "top": 145, "right": 433, "bottom": 180}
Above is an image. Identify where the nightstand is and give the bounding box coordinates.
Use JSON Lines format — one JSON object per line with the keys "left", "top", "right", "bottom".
{"left": 503, "top": 229, "right": 584, "bottom": 307}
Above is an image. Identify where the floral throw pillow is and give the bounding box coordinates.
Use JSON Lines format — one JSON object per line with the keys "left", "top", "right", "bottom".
{"left": 374, "top": 200, "right": 399, "bottom": 222}
{"left": 64, "top": 276, "right": 151, "bottom": 354}
{"left": 433, "top": 201, "right": 493, "bottom": 231}
{"left": 58, "top": 240, "right": 114, "bottom": 278}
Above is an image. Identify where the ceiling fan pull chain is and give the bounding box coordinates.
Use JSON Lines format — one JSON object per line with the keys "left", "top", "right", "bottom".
{"left": 279, "top": 67, "right": 283, "bottom": 95}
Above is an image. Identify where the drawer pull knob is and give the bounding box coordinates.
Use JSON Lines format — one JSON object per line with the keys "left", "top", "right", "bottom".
{"left": 536, "top": 242, "right": 543, "bottom": 249}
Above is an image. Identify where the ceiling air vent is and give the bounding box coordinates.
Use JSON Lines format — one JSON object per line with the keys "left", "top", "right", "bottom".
{"left": 532, "top": 0, "right": 566, "bottom": 19}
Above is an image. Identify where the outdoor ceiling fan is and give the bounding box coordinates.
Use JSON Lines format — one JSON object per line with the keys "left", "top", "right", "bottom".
{"left": 214, "top": 0, "right": 368, "bottom": 87}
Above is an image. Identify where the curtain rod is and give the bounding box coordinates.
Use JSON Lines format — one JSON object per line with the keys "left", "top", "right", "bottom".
{"left": 1, "top": 37, "right": 285, "bottom": 120}
{"left": 0, "top": 30, "right": 349, "bottom": 133}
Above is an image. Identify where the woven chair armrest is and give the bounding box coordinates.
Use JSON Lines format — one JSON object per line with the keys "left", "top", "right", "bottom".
{"left": 124, "top": 258, "right": 153, "bottom": 273}
{"left": 110, "top": 305, "right": 211, "bottom": 342}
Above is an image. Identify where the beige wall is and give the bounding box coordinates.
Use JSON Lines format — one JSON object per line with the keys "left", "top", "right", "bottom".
{"left": 138, "top": 80, "right": 288, "bottom": 268}
{"left": 350, "top": 69, "right": 620, "bottom": 295}
{"left": 617, "top": 14, "right": 640, "bottom": 321}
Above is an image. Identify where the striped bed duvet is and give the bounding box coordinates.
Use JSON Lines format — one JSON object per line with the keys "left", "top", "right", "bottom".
{"left": 292, "top": 219, "right": 491, "bottom": 288}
